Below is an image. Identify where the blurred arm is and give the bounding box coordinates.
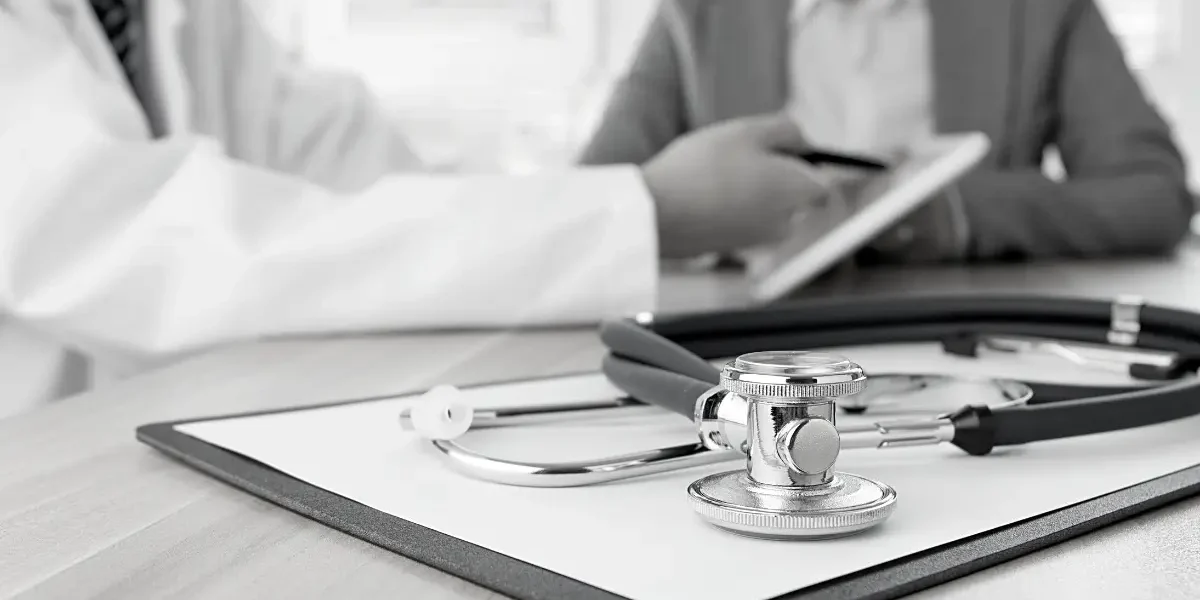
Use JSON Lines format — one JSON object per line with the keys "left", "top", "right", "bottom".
{"left": 0, "top": 11, "right": 658, "bottom": 371}
{"left": 961, "top": 0, "right": 1194, "bottom": 260}
{"left": 576, "top": 0, "right": 689, "bottom": 166}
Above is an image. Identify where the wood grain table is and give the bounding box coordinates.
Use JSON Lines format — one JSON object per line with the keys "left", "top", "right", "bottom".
{"left": 4, "top": 245, "right": 1200, "bottom": 599}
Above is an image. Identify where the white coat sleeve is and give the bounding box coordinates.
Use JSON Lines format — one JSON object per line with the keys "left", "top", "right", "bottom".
{"left": 0, "top": 9, "right": 659, "bottom": 369}
{"left": 178, "top": 0, "right": 424, "bottom": 191}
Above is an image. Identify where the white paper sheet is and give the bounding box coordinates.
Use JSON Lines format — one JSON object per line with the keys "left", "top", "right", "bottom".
{"left": 178, "top": 343, "right": 1200, "bottom": 600}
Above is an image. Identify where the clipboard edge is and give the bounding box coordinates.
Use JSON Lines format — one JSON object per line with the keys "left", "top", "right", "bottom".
{"left": 135, "top": 382, "right": 1200, "bottom": 600}
{"left": 136, "top": 420, "right": 623, "bottom": 600}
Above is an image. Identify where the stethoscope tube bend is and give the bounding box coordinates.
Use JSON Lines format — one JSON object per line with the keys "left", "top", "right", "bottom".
{"left": 401, "top": 293, "right": 1200, "bottom": 540}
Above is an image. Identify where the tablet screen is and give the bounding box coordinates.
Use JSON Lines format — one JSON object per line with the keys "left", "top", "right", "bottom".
{"left": 740, "top": 133, "right": 990, "bottom": 301}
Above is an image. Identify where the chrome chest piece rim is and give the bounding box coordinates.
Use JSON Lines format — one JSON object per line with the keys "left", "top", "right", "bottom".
{"left": 688, "top": 351, "right": 897, "bottom": 540}
{"left": 688, "top": 471, "right": 897, "bottom": 540}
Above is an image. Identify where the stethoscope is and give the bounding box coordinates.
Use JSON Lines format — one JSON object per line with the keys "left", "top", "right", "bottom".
{"left": 400, "top": 293, "right": 1200, "bottom": 541}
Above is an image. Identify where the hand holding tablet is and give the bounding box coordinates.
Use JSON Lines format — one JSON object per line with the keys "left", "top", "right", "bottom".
{"left": 742, "top": 132, "right": 991, "bottom": 301}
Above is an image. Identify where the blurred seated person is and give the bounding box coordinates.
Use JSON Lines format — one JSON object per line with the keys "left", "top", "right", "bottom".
{"left": 579, "top": 0, "right": 1196, "bottom": 264}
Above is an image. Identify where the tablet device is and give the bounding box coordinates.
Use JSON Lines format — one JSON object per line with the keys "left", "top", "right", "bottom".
{"left": 744, "top": 132, "right": 991, "bottom": 302}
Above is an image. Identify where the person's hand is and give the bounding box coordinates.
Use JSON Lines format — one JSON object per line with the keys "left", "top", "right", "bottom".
{"left": 850, "top": 146, "right": 970, "bottom": 265}
{"left": 640, "top": 113, "right": 832, "bottom": 259}
{"left": 859, "top": 184, "right": 970, "bottom": 264}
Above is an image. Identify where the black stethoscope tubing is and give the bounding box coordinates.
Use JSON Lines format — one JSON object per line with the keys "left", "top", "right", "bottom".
{"left": 600, "top": 294, "right": 1200, "bottom": 457}
{"left": 644, "top": 294, "right": 1200, "bottom": 343}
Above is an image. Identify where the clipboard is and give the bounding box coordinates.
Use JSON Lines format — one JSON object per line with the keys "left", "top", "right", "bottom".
{"left": 135, "top": 374, "right": 1200, "bottom": 600}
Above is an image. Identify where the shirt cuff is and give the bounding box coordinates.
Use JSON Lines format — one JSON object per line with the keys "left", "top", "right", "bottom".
{"left": 594, "top": 165, "right": 661, "bottom": 317}
{"left": 943, "top": 184, "right": 972, "bottom": 261}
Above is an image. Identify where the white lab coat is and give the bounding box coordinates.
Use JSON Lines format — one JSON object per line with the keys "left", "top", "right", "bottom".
{"left": 0, "top": 0, "right": 659, "bottom": 418}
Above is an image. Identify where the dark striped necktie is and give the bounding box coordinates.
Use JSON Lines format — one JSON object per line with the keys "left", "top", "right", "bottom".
{"left": 89, "top": 0, "right": 151, "bottom": 114}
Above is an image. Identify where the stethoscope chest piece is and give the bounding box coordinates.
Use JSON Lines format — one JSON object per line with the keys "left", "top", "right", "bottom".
{"left": 687, "top": 351, "right": 897, "bottom": 540}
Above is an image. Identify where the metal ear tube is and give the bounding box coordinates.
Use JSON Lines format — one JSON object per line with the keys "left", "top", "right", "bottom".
{"left": 688, "top": 351, "right": 897, "bottom": 540}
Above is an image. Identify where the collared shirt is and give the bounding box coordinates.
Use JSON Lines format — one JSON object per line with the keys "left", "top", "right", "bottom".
{"left": 787, "top": 0, "right": 935, "bottom": 157}
{"left": 788, "top": 0, "right": 969, "bottom": 259}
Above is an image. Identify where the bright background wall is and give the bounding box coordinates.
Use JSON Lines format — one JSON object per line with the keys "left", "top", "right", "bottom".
{"left": 245, "top": 0, "right": 1200, "bottom": 189}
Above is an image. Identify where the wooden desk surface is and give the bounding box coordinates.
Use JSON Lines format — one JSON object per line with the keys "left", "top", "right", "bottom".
{"left": 4, "top": 247, "right": 1200, "bottom": 599}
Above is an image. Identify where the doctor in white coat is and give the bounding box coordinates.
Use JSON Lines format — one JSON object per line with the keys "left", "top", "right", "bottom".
{"left": 0, "top": 0, "right": 824, "bottom": 418}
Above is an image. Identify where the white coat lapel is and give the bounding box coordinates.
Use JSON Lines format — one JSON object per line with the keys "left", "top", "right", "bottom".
{"left": 46, "top": 0, "right": 183, "bottom": 138}
{"left": 5, "top": 0, "right": 151, "bottom": 140}
{"left": 142, "top": 0, "right": 189, "bottom": 136}
{"left": 44, "top": 0, "right": 130, "bottom": 89}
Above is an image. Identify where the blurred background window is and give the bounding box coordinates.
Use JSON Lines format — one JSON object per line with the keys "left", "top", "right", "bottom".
{"left": 1098, "top": 0, "right": 1200, "bottom": 192}
{"left": 1098, "top": 0, "right": 1181, "bottom": 69}
{"left": 247, "top": 0, "right": 1199, "bottom": 188}
{"left": 1042, "top": 0, "right": 1189, "bottom": 181}
{"left": 248, "top": 0, "right": 639, "bottom": 173}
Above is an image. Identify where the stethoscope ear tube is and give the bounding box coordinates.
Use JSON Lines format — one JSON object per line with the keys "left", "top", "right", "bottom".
{"left": 642, "top": 294, "right": 1122, "bottom": 340}
{"left": 609, "top": 294, "right": 1200, "bottom": 453}
{"left": 662, "top": 323, "right": 1200, "bottom": 376}
{"left": 947, "top": 376, "right": 1200, "bottom": 455}
{"left": 1022, "top": 381, "right": 1149, "bottom": 404}
{"left": 986, "top": 377, "right": 1200, "bottom": 447}
{"left": 643, "top": 292, "right": 1200, "bottom": 345}
{"left": 646, "top": 294, "right": 1200, "bottom": 360}
{"left": 600, "top": 354, "right": 712, "bottom": 419}
{"left": 599, "top": 319, "right": 719, "bottom": 384}
{"left": 944, "top": 404, "right": 996, "bottom": 456}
